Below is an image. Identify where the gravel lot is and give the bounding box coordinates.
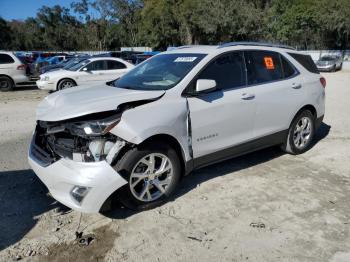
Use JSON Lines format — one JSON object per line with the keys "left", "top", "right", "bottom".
{"left": 0, "top": 72, "right": 350, "bottom": 262}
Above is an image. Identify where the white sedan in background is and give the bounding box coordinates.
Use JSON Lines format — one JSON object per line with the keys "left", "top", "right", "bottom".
{"left": 36, "top": 57, "right": 134, "bottom": 91}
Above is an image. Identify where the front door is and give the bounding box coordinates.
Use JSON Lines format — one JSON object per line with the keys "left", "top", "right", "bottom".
{"left": 186, "top": 51, "right": 256, "bottom": 164}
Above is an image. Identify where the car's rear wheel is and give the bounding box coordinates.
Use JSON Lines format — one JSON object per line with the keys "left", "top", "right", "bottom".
{"left": 57, "top": 79, "right": 76, "bottom": 90}
{"left": 0, "top": 76, "right": 14, "bottom": 92}
{"left": 114, "top": 143, "right": 181, "bottom": 210}
{"left": 281, "top": 110, "right": 315, "bottom": 155}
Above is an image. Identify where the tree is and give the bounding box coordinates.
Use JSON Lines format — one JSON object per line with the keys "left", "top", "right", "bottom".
{"left": 0, "top": 17, "right": 13, "bottom": 49}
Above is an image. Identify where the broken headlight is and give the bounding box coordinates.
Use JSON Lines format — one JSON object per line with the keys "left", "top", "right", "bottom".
{"left": 70, "top": 115, "right": 120, "bottom": 137}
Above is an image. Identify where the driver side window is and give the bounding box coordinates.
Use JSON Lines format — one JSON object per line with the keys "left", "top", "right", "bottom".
{"left": 198, "top": 52, "right": 246, "bottom": 91}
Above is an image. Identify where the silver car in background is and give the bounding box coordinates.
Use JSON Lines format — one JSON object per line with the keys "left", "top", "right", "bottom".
{"left": 316, "top": 55, "right": 343, "bottom": 72}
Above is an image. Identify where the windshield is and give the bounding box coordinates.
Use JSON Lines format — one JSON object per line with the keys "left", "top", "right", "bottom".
{"left": 114, "top": 53, "right": 206, "bottom": 90}
{"left": 320, "top": 56, "right": 336, "bottom": 61}
{"left": 67, "top": 59, "right": 90, "bottom": 71}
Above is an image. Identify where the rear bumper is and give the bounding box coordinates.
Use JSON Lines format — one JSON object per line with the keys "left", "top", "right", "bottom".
{"left": 28, "top": 139, "right": 127, "bottom": 213}
{"left": 13, "top": 74, "right": 29, "bottom": 84}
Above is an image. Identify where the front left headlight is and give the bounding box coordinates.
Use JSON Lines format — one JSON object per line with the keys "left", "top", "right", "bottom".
{"left": 42, "top": 76, "right": 50, "bottom": 81}
{"left": 70, "top": 115, "right": 120, "bottom": 137}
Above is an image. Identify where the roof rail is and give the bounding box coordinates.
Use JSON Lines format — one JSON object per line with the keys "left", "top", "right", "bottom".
{"left": 218, "top": 41, "right": 296, "bottom": 50}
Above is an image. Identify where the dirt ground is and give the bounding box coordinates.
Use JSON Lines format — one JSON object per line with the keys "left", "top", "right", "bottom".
{"left": 0, "top": 72, "right": 350, "bottom": 262}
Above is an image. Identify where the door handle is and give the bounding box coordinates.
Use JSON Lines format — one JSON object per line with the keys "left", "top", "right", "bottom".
{"left": 241, "top": 93, "right": 255, "bottom": 100}
{"left": 292, "top": 83, "right": 302, "bottom": 89}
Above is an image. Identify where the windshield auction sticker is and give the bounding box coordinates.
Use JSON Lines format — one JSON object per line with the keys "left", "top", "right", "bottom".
{"left": 174, "top": 57, "right": 197, "bottom": 62}
{"left": 264, "top": 57, "right": 275, "bottom": 70}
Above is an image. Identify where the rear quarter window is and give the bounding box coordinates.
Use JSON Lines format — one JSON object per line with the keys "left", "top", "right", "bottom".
{"left": 287, "top": 53, "right": 319, "bottom": 74}
{"left": 0, "top": 54, "right": 15, "bottom": 64}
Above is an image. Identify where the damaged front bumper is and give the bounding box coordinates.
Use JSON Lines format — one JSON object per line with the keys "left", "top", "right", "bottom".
{"left": 28, "top": 125, "right": 128, "bottom": 213}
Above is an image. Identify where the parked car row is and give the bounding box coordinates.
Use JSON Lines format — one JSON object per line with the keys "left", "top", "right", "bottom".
{"left": 0, "top": 50, "right": 160, "bottom": 91}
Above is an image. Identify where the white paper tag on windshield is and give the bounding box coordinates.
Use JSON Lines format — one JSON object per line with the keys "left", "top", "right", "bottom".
{"left": 174, "top": 57, "right": 197, "bottom": 62}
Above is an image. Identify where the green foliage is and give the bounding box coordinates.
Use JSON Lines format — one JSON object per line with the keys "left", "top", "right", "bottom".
{"left": 0, "top": 0, "right": 349, "bottom": 50}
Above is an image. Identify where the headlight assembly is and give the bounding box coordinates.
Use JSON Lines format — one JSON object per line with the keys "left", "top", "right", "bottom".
{"left": 70, "top": 115, "right": 120, "bottom": 137}
{"left": 43, "top": 76, "right": 50, "bottom": 81}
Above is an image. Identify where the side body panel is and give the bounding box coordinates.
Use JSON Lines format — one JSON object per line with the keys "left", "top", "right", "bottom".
{"left": 252, "top": 73, "right": 307, "bottom": 138}
{"left": 110, "top": 95, "right": 191, "bottom": 161}
{"left": 187, "top": 87, "right": 256, "bottom": 158}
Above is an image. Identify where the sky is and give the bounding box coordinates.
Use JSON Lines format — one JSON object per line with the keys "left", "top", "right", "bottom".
{"left": 0, "top": 0, "right": 87, "bottom": 20}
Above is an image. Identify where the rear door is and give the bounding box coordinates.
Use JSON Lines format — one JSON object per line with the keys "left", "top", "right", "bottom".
{"left": 78, "top": 60, "right": 107, "bottom": 85}
{"left": 104, "top": 60, "right": 129, "bottom": 81}
{"left": 186, "top": 51, "right": 257, "bottom": 163}
{"left": 244, "top": 50, "right": 306, "bottom": 138}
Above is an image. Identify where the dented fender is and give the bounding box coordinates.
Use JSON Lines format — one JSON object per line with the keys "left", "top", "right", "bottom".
{"left": 110, "top": 96, "right": 191, "bottom": 162}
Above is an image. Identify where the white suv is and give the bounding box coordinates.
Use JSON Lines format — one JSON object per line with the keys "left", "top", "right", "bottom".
{"left": 28, "top": 43, "right": 326, "bottom": 213}
{"left": 36, "top": 57, "right": 134, "bottom": 91}
{"left": 0, "top": 51, "right": 29, "bottom": 91}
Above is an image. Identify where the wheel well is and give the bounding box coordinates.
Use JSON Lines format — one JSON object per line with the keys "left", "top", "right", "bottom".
{"left": 57, "top": 78, "right": 77, "bottom": 90}
{"left": 290, "top": 105, "right": 317, "bottom": 128}
{"left": 298, "top": 105, "right": 317, "bottom": 119}
{"left": 141, "top": 134, "right": 186, "bottom": 176}
{"left": 0, "top": 74, "right": 15, "bottom": 85}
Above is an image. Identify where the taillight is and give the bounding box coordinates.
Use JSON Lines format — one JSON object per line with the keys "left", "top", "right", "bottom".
{"left": 320, "top": 77, "right": 326, "bottom": 88}
{"left": 17, "top": 64, "right": 26, "bottom": 70}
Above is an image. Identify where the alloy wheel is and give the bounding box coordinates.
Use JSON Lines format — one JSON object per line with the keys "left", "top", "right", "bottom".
{"left": 129, "top": 153, "right": 173, "bottom": 202}
{"left": 293, "top": 117, "right": 312, "bottom": 149}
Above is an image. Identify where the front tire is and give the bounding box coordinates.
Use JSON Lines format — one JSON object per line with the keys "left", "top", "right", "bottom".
{"left": 281, "top": 110, "right": 315, "bottom": 155}
{"left": 0, "top": 76, "right": 14, "bottom": 92}
{"left": 57, "top": 79, "right": 76, "bottom": 91}
{"left": 114, "top": 143, "right": 181, "bottom": 210}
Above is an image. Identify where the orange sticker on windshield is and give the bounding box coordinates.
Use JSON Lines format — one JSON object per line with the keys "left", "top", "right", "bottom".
{"left": 264, "top": 57, "right": 275, "bottom": 70}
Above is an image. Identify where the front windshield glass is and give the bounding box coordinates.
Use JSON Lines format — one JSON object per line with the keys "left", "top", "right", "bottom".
{"left": 114, "top": 53, "right": 206, "bottom": 90}
{"left": 320, "top": 56, "right": 336, "bottom": 61}
{"left": 67, "top": 59, "right": 90, "bottom": 71}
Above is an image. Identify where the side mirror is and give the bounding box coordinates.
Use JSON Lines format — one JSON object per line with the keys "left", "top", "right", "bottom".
{"left": 196, "top": 79, "right": 217, "bottom": 93}
{"left": 82, "top": 67, "right": 89, "bottom": 72}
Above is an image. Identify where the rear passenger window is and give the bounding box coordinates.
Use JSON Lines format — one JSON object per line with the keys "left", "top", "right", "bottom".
{"left": 86, "top": 60, "right": 105, "bottom": 71}
{"left": 287, "top": 53, "right": 319, "bottom": 74}
{"left": 0, "top": 54, "right": 15, "bottom": 64}
{"left": 281, "top": 55, "right": 297, "bottom": 78}
{"left": 198, "top": 52, "right": 246, "bottom": 90}
{"left": 106, "top": 60, "right": 127, "bottom": 70}
{"left": 245, "top": 51, "right": 283, "bottom": 85}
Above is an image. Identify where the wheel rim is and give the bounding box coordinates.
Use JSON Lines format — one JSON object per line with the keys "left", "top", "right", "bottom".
{"left": 293, "top": 117, "right": 312, "bottom": 149}
{"left": 129, "top": 153, "right": 173, "bottom": 202}
{"left": 61, "top": 81, "right": 74, "bottom": 89}
{"left": 0, "top": 80, "right": 9, "bottom": 89}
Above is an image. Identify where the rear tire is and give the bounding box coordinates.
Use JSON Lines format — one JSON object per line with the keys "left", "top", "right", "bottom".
{"left": 0, "top": 76, "right": 14, "bottom": 92}
{"left": 281, "top": 110, "right": 315, "bottom": 155}
{"left": 57, "top": 79, "right": 76, "bottom": 91}
{"left": 114, "top": 143, "right": 181, "bottom": 211}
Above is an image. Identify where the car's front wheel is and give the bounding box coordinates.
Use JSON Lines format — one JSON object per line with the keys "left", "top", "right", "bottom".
{"left": 57, "top": 79, "right": 76, "bottom": 90}
{"left": 281, "top": 110, "right": 315, "bottom": 155}
{"left": 114, "top": 143, "right": 181, "bottom": 210}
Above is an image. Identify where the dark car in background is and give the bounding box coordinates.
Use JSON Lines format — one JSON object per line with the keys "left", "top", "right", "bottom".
{"left": 316, "top": 55, "right": 343, "bottom": 72}
{"left": 40, "top": 55, "right": 89, "bottom": 74}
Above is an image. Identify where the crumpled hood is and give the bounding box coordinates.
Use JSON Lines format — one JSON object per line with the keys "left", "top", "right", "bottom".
{"left": 36, "top": 84, "right": 165, "bottom": 121}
